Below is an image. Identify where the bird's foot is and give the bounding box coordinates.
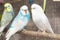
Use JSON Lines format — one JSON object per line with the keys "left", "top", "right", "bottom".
{"left": 37, "top": 30, "right": 41, "bottom": 32}
{"left": 42, "top": 31, "right": 46, "bottom": 34}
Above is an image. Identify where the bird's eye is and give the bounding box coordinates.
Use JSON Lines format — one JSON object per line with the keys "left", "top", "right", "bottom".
{"left": 33, "top": 8, "right": 35, "bottom": 9}
{"left": 8, "top": 6, "right": 10, "bottom": 7}
{"left": 22, "top": 9, "right": 23, "bottom": 11}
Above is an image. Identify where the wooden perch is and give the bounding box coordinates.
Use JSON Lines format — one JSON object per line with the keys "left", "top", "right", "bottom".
{"left": 21, "top": 29, "right": 60, "bottom": 39}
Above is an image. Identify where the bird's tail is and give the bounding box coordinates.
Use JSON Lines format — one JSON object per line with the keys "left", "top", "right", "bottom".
{"left": 6, "top": 37, "right": 10, "bottom": 40}
{"left": 5, "top": 30, "right": 14, "bottom": 40}
{"left": 0, "top": 26, "right": 5, "bottom": 32}
{"left": 5, "top": 30, "right": 10, "bottom": 39}
{"left": 5, "top": 31, "right": 11, "bottom": 40}
{"left": 49, "top": 27, "right": 54, "bottom": 34}
{"left": 0, "top": 26, "right": 5, "bottom": 36}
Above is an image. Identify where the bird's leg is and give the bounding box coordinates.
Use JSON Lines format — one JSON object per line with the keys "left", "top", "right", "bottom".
{"left": 37, "top": 30, "right": 46, "bottom": 34}
{"left": 37, "top": 30, "right": 41, "bottom": 32}
{"left": 23, "top": 29, "right": 26, "bottom": 31}
{"left": 42, "top": 31, "right": 46, "bottom": 34}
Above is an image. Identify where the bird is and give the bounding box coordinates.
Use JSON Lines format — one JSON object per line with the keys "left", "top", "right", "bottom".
{"left": 5, "top": 5, "right": 30, "bottom": 40}
{"left": 31, "top": 4, "right": 54, "bottom": 33}
{"left": 0, "top": 3, "right": 14, "bottom": 35}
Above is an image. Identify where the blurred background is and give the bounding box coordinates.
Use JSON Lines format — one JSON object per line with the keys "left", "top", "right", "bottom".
{"left": 0, "top": 0, "right": 60, "bottom": 40}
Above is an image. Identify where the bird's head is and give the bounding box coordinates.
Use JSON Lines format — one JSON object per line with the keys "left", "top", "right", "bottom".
{"left": 31, "top": 3, "right": 44, "bottom": 14}
{"left": 31, "top": 4, "right": 42, "bottom": 11}
{"left": 20, "top": 5, "right": 29, "bottom": 15}
{"left": 4, "top": 3, "right": 13, "bottom": 12}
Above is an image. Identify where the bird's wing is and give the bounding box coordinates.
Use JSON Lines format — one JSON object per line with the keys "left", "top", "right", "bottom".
{"left": 5, "top": 16, "right": 27, "bottom": 40}
{"left": 1, "top": 12, "right": 14, "bottom": 26}
{"left": 0, "top": 12, "right": 14, "bottom": 32}
{"left": 36, "top": 9, "right": 53, "bottom": 33}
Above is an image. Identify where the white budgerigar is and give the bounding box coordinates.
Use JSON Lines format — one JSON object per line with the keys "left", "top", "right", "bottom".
{"left": 0, "top": 3, "right": 14, "bottom": 35}
{"left": 31, "top": 4, "right": 54, "bottom": 33}
{"left": 5, "top": 5, "right": 30, "bottom": 40}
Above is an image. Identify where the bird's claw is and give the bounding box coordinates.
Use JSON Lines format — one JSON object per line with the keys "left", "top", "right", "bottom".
{"left": 42, "top": 31, "right": 46, "bottom": 34}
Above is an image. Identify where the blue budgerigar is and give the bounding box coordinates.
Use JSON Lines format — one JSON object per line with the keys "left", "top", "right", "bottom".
{"left": 0, "top": 3, "right": 14, "bottom": 35}
{"left": 31, "top": 4, "right": 54, "bottom": 33}
{"left": 5, "top": 5, "right": 30, "bottom": 40}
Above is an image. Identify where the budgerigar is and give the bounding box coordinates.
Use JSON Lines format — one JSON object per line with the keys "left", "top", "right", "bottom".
{"left": 5, "top": 5, "right": 30, "bottom": 40}
{"left": 31, "top": 4, "right": 54, "bottom": 33}
{"left": 0, "top": 3, "right": 14, "bottom": 35}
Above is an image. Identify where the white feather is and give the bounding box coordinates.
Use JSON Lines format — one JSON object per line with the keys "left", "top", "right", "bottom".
{"left": 31, "top": 4, "right": 54, "bottom": 33}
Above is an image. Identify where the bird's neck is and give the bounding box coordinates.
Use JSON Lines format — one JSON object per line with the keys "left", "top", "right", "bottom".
{"left": 20, "top": 11, "right": 28, "bottom": 17}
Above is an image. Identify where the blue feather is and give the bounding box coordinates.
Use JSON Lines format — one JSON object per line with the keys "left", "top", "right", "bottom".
{"left": 9, "top": 11, "right": 30, "bottom": 29}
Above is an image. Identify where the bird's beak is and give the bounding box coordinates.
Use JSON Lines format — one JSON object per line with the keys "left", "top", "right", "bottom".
{"left": 24, "top": 10, "right": 27, "bottom": 13}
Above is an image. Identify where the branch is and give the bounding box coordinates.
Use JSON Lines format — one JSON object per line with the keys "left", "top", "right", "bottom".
{"left": 21, "top": 29, "right": 60, "bottom": 39}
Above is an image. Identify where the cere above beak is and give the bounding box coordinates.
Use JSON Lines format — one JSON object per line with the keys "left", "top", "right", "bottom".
{"left": 24, "top": 10, "right": 27, "bottom": 13}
